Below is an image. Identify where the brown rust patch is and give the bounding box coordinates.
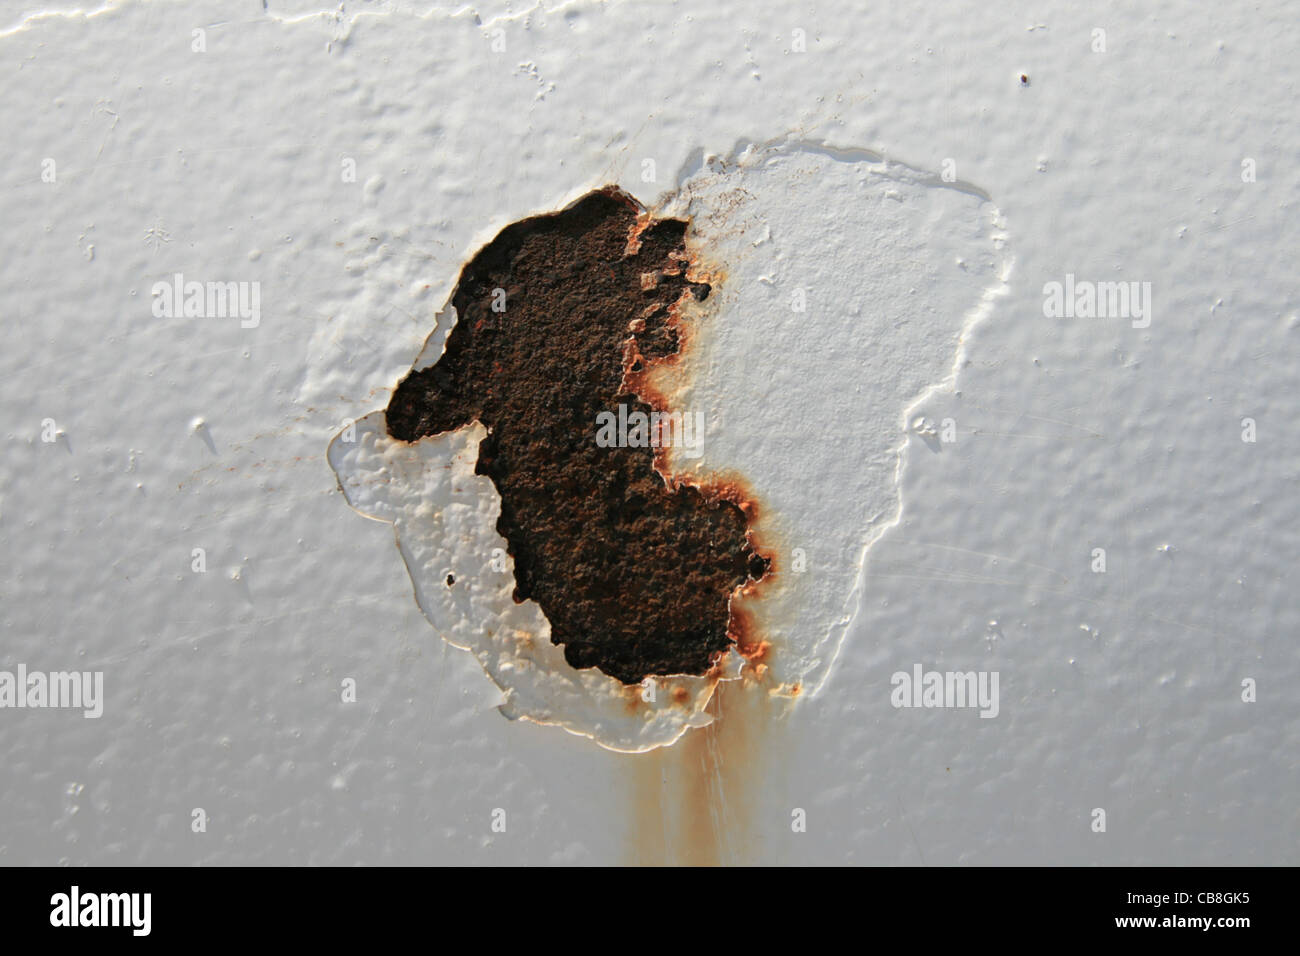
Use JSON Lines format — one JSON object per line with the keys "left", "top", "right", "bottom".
{"left": 385, "top": 187, "right": 770, "bottom": 685}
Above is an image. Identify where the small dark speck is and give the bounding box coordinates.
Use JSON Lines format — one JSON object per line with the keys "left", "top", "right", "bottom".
{"left": 445, "top": 573, "right": 455, "bottom": 586}
{"left": 1019, "top": 74, "right": 1030, "bottom": 85}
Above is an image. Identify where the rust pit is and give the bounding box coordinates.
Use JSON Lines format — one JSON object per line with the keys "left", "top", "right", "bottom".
{"left": 385, "top": 187, "right": 770, "bottom": 685}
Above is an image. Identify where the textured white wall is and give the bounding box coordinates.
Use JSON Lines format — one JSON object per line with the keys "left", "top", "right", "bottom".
{"left": 0, "top": 0, "right": 1295, "bottom": 864}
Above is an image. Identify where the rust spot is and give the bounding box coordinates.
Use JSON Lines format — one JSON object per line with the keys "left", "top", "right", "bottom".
{"left": 728, "top": 602, "right": 769, "bottom": 662}
{"left": 621, "top": 683, "right": 645, "bottom": 713}
{"left": 385, "top": 187, "right": 771, "bottom": 684}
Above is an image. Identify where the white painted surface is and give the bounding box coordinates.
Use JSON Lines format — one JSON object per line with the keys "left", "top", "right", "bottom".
{"left": 0, "top": 0, "right": 1294, "bottom": 864}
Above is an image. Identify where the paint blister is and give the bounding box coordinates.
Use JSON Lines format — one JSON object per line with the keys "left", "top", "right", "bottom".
{"left": 329, "top": 139, "right": 1009, "bottom": 752}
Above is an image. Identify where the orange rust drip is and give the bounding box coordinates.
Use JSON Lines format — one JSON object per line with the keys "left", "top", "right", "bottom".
{"left": 625, "top": 679, "right": 790, "bottom": 865}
